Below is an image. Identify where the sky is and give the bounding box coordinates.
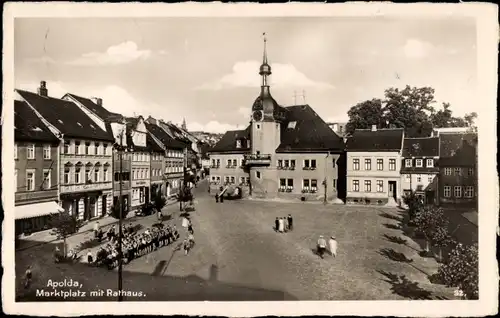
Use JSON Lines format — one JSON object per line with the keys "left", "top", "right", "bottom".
{"left": 14, "top": 17, "right": 477, "bottom": 133}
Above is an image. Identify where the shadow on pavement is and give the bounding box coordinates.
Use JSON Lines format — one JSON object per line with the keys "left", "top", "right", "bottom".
{"left": 376, "top": 270, "right": 447, "bottom": 300}
{"left": 378, "top": 248, "right": 413, "bottom": 263}
{"left": 16, "top": 239, "right": 298, "bottom": 301}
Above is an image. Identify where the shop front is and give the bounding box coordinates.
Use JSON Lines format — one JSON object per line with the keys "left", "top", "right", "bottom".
{"left": 131, "top": 179, "right": 151, "bottom": 209}
{"left": 15, "top": 201, "right": 64, "bottom": 236}
{"left": 60, "top": 182, "right": 113, "bottom": 221}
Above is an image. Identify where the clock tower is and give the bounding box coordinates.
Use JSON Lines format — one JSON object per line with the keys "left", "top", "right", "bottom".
{"left": 248, "top": 33, "right": 282, "bottom": 197}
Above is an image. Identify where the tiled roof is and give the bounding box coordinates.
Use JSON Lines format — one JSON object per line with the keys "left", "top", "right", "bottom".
{"left": 402, "top": 137, "right": 439, "bottom": 157}
{"left": 165, "top": 122, "right": 192, "bottom": 144}
{"left": 17, "top": 90, "right": 114, "bottom": 142}
{"left": 145, "top": 123, "right": 187, "bottom": 150}
{"left": 347, "top": 128, "right": 404, "bottom": 152}
{"left": 64, "top": 93, "right": 116, "bottom": 139}
{"left": 14, "top": 100, "right": 59, "bottom": 142}
{"left": 276, "top": 105, "right": 344, "bottom": 152}
{"left": 439, "top": 132, "right": 477, "bottom": 166}
{"left": 210, "top": 127, "right": 251, "bottom": 153}
{"left": 146, "top": 133, "right": 164, "bottom": 152}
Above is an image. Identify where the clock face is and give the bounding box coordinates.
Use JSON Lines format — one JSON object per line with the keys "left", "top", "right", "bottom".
{"left": 252, "top": 110, "right": 263, "bottom": 122}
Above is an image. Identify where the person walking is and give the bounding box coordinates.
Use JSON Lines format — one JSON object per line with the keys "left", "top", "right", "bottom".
{"left": 157, "top": 209, "right": 163, "bottom": 222}
{"left": 87, "top": 250, "right": 94, "bottom": 265}
{"left": 278, "top": 217, "right": 285, "bottom": 233}
{"left": 182, "top": 216, "right": 189, "bottom": 229}
{"left": 275, "top": 217, "right": 279, "bottom": 232}
{"left": 317, "top": 235, "right": 327, "bottom": 259}
{"left": 93, "top": 221, "right": 100, "bottom": 237}
{"left": 24, "top": 265, "right": 32, "bottom": 289}
{"left": 328, "top": 236, "right": 338, "bottom": 257}
{"left": 287, "top": 214, "right": 293, "bottom": 231}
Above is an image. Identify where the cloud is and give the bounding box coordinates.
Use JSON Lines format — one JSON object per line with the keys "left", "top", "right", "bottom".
{"left": 187, "top": 121, "right": 239, "bottom": 134}
{"left": 25, "top": 56, "right": 58, "bottom": 64}
{"left": 66, "top": 41, "right": 152, "bottom": 65}
{"left": 402, "top": 39, "right": 434, "bottom": 59}
{"left": 197, "top": 60, "right": 334, "bottom": 90}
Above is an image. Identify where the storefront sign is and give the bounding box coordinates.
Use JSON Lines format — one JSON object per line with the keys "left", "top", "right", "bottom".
{"left": 60, "top": 182, "right": 112, "bottom": 194}
{"left": 132, "top": 180, "right": 150, "bottom": 187}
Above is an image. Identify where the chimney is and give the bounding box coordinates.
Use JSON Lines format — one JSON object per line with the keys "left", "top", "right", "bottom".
{"left": 91, "top": 97, "right": 103, "bottom": 106}
{"left": 371, "top": 124, "right": 377, "bottom": 132}
{"left": 37, "top": 81, "right": 48, "bottom": 97}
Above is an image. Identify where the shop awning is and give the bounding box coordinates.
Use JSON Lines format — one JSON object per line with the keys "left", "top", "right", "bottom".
{"left": 15, "top": 201, "right": 64, "bottom": 220}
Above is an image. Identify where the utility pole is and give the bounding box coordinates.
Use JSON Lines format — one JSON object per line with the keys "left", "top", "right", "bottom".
{"left": 117, "top": 123, "right": 125, "bottom": 302}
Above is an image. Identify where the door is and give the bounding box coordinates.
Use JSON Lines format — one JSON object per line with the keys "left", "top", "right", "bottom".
{"left": 102, "top": 195, "right": 107, "bottom": 216}
{"left": 388, "top": 181, "right": 397, "bottom": 201}
{"left": 89, "top": 197, "right": 97, "bottom": 218}
{"left": 84, "top": 198, "right": 90, "bottom": 221}
{"left": 145, "top": 187, "right": 150, "bottom": 203}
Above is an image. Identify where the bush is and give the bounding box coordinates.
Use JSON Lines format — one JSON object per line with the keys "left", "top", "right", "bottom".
{"left": 414, "top": 206, "right": 450, "bottom": 255}
{"left": 403, "top": 191, "right": 424, "bottom": 223}
{"left": 50, "top": 211, "right": 83, "bottom": 257}
{"left": 436, "top": 243, "right": 478, "bottom": 299}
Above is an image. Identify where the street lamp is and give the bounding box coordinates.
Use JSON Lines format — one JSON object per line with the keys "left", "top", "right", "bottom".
{"left": 117, "top": 119, "right": 129, "bottom": 302}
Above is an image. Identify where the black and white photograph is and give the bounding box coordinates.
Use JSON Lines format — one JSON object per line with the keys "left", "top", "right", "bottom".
{"left": 2, "top": 2, "right": 498, "bottom": 317}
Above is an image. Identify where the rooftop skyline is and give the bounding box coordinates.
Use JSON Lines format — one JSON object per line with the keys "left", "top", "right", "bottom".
{"left": 15, "top": 17, "right": 477, "bottom": 133}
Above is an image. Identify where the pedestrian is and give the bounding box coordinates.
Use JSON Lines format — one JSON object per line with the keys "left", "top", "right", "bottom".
{"left": 215, "top": 193, "right": 219, "bottom": 202}
{"left": 317, "top": 235, "right": 327, "bottom": 259}
{"left": 87, "top": 250, "right": 94, "bottom": 265}
{"left": 188, "top": 222, "right": 194, "bottom": 235}
{"left": 54, "top": 246, "right": 62, "bottom": 263}
{"left": 278, "top": 217, "right": 284, "bottom": 233}
{"left": 275, "top": 217, "right": 279, "bottom": 232}
{"left": 328, "top": 236, "right": 338, "bottom": 257}
{"left": 182, "top": 216, "right": 189, "bottom": 229}
{"left": 284, "top": 216, "right": 289, "bottom": 232}
{"left": 183, "top": 238, "right": 190, "bottom": 256}
{"left": 157, "top": 209, "right": 163, "bottom": 222}
{"left": 24, "top": 265, "right": 32, "bottom": 289}
{"left": 287, "top": 214, "right": 293, "bottom": 231}
{"left": 93, "top": 221, "right": 100, "bottom": 237}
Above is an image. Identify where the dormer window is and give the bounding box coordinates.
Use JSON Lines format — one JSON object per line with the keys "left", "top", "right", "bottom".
{"left": 415, "top": 159, "right": 423, "bottom": 168}
{"left": 287, "top": 121, "right": 297, "bottom": 129}
{"left": 236, "top": 140, "right": 242, "bottom": 148}
{"left": 405, "top": 159, "right": 412, "bottom": 167}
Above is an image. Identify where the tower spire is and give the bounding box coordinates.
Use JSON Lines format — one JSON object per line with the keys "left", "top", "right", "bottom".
{"left": 259, "top": 32, "right": 272, "bottom": 88}
{"left": 263, "top": 32, "right": 268, "bottom": 65}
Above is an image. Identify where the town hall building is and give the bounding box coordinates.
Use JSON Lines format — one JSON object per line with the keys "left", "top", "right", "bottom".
{"left": 209, "top": 36, "right": 346, "bottom": 202}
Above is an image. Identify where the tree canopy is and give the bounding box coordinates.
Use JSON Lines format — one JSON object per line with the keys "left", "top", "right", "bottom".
{"left": 346, "top": 85, "right": 475, "bottom": 137}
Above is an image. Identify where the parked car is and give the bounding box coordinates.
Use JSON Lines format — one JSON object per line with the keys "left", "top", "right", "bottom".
{"left": 135, "top": 202, "right": 156, "bottom": 217}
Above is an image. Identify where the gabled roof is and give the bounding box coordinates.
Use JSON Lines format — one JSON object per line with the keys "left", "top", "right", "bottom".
{"left": 439, "top": 132, "right": 477, "bottom": 166}
{"left": 146, "top": 133, "right": 164, "bottom": 153}
{"left": 347, "top": 128, "right": 404, "bottom": 152}
{"left": 402, "top": 137, "right": 439, "bottom": 157}
{"left": 16, "top": 90, "right": 114, "bottom": 142}
{"left": 276, "top": 105, "right": 344, "bottom": 152}
{"left": 165, "top": 122, "right": 191, "bottom": 144}
{"left": 14, "top": 100, "right": 59, "bottom": 142}
{"left": 210, "top": 127, "right": 251, "bottom": 153}
{"left": 145, "top": 123, "right": 186, "bottom": 150}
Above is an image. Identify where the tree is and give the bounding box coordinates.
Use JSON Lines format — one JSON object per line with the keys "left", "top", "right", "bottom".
{"left": 414, "top": 206, "right": 449, "bottom": 255}
{"left": 464, "top": 112, "right": 478, "bottom": 128}
{"left": 110, "top": 203, "right": 128, "bottom": 220}
{"left": 345, "top": 99, "right": 385, "bottom": 135}
{"left": 154, "top": 195, "right": 167, "bottom": 212}
{"left": 402, "top": 191, "right": 424, "bottom": 224}
{"left": 437, "top": 243, "right": 478, "bottom": 299}
{"left": 50, "top": 212, "right": 83, "bottom": 258}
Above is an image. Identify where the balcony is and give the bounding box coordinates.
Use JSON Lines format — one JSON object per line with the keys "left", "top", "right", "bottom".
{"left": 277, "top": 166, "right": 296, "bottom": 171}
{"left": 243, "top": 154, "right": 272, "bottom": 167}
{"left": 302, "top": 167, "right": 317, "bottom": 171}
{"left": 210, "top": 165, "right": 220, "bottom": 169}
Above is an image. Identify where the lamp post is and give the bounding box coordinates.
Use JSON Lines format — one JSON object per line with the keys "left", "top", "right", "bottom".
{"left": 117, "top": 121, "right": 126, "bottom": 302}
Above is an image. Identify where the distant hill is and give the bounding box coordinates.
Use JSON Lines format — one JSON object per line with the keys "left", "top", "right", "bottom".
{"left": 190, "top": 131, "right": 223, "bottom": 146}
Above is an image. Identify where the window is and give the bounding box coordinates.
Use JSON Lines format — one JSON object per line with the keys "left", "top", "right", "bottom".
{"left": 365, "top": 159, "right": 372, "bottom": 170}
{"left": 232, "top": 159, "right": 237, "bottom": 167}
{"left": 291, "top": 160, "right": 296, "bottom": 168}
{"left": 94, "top": 168, "right": 100, "bottom": 182}
{"left": 389, "top": 159, "right": 396, "bottom": 171}
{"left": 212, "top": 159, "right": 216, "bottom": 166}
{"left": 280, "top": 178, "right": 286, "bottom": 189}
{"left": 236, "top": 140, "right": 241, "bottom": 148}
{"left": 43, "top": 145, "right": 51, "bottom": 159}
{"left": 240, "top": 177, "right": 245, "bottom": 184}
{"left": 377, "top": 159, "right": 383, "bottom": 171}
{"left": 225, "top": 176, "right": 230, "bottom": 183}
{"left": 444, "top": 168, "right": 452, "bottom": 175}
{"left": 454, "top": 186, "right": 462, "bottom": 198}
{"left": 75, "top": 168, "right": 81, "bottom": 184}
{"left": 415, "top": 159, "right": 423, "bottom": 167}
{"left": 364, "top": 180, "right": 371, "bottom": 192}
{"left": 352, "top": 180, "right": 360, "bottom": 192}
{"left": 64, "top": 168, "right": 70, "bottom": 184}
{"left": 64, "top": 141, "right": 70, "bottom": 154}
{"left": 465, "top": 186, "right": 474, "bottom": 198}
{"left": 245, "top": 177, "right": 250, "bottom": 185}
{"left": 256, "top": 124, "right": 261, "bottom": 129}
{"left": 426, "top": 159, "right": 434, "bottom": 168}
{"left": 303, "top": 179, "right": 310, "bottom": 190}
{"left": 454, "top": 168, "right": 461, "bottom": 176}
{"left": 416, "top": 175, "right": 422, "bottom": 182}
{"left": 405, "top": 159, "right": 412, "bottom": 168}
{"left": 333, "top": 179, "right": 337, "bottom": 189}
{"left": 27, "top": 144, "right": 35, "bottom": 159}
{"left": 284, "top": 160, "right": 290, "bottom": 168}
{"left": 353, "top": 158, "right": 360, "bottom": 170}
{"left": 304, "top": 159, "right": 310, "bottom": 168}
{"left": 230, "top": 176, "right": 235, "bottom": 184}
{"left": 287, "top": 179, "right": 294, "bottom": 189}
{"left": 227, "top": 159, "right": 231, "bottom": 167}
{"left": 468, "top": 168, "right": 474, "bottom": 176}
{"left": 428, "top": 175, "right": 433, "bottom": 183}
{"left": 26, "top": 170, "right": 35, "bottom": 191}
{"left": 85, "top": 142, "right": 90, "bottom": 155}
{"left": 444, "top": 186, "right": 451, "bottom": 198}
{"left": 332, "top": 158, "right": 336, "bottom": 168}
{"left": 217, "top": 159, "right": 220, "bottom": 166}
{"left": 14, "top": 143, "right": 18, "bottom": 159}
{"left": 103, "top": 144, "right": 108, "bottom": 155}
{"left": 377, "top": 180, "right": 384, "bottom": 192}
{"left": 256, "top": 171, "right": 261, "bottom": 179}
{"left": 277, "top": 160, "right": 283, "bottom": 168}
{"left": 95, "top": 143, "right": 100, "bottom": 155}
{"left": 86, "top": 168, "right": 92, "bottom": 182}
{"left": 75, "top": 142, "right": 81, "bottom": 155}
{"left": 311, "top": 179, "right": 318, "bottom": 191}
{"left": 311, "top": 160, "right": 317, "bottom": 169}
{"left": 43, "top": 169, "right": 51, "bottom": 190}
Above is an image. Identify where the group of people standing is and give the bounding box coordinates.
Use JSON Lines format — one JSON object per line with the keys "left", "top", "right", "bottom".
{"left": 275, "top": 214, "right": 294, "bottom": 233}
{"left": 316, "top": 235, "right": 338, "bottom": 259}
{"left": 181, "top": 216, "right": 196, "bottom": 255}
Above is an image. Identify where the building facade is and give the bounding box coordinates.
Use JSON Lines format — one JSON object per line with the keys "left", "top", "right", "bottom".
{"left": 346, "top": 126, "right": 404, "bottom": 206}
{"left": 17, "top": 84, "right": 115, "bottom": 221}
{"left": 400, "top": 137, "right": 440, "bottom": 205}
{"left": 126, "top": 116, "right": 151, "bottom": 208}
{"left": 148, "top": 133, "right": 165, "bottom": 201}
{"left": 438, "top": 132, "right": 477, "bottom": 206}
{"left": 209, "top": 36, "right": 345, "bottom": 201}
{"left": 14, "top": 100, "right": 63, "bottom": 235}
